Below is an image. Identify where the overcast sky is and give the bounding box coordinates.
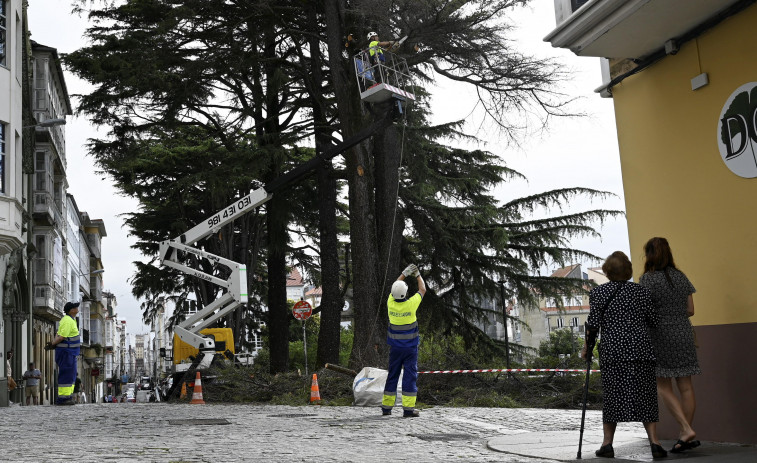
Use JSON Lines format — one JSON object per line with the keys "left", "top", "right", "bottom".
{"left": 26, "top": 2, "right": 630, "bottom": 336}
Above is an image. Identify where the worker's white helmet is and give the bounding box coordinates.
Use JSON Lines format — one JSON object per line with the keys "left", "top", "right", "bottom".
{"left": 391, "top": 280, "right": 408, "bottom": 300}
{"left": 367, "top": 31, "right": 378, "bottom": 41}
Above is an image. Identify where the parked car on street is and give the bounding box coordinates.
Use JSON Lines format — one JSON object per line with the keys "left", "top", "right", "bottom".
{"left": 140, "top": 376, "right": 152, "bottom": 390}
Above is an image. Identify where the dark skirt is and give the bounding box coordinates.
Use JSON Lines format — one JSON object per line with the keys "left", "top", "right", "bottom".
{"left": 600, "top": 360, "right": 658, "bottom": 423}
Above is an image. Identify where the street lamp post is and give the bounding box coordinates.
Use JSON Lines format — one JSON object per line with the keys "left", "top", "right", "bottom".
{"left": 499, "top": 282, "right": 511, "bottom": 371}
{"left": 81, "top": 269, "right": 105, "bottom": 277}
{"left": 22, "top": 118, "right": 67, "bottom": 129}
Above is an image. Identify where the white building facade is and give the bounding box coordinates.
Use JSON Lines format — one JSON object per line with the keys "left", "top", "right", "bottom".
{"left": 0, "top": 0, "right": 28, "bottom": 406}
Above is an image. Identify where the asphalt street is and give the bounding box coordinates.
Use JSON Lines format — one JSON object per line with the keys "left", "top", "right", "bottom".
{"left": 1, "top": 403, "right": 754, "bottom": 462}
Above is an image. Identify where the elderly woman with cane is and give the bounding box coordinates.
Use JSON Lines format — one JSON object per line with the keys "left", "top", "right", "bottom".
{"left": 581, "top": 251, "right": 667, "bottom": 459}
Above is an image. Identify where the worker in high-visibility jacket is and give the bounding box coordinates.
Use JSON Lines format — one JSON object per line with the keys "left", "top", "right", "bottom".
{"left": 382, "top": 263, "right": 426, "bottom": 418}
{"left": 366, "top": 31, "right": 395, "bottom": 83}
{"left": 367, "top": 31, "right": 394, "bottom": 64}
{"left": 47, "top": 301, "right": 81, "bottom": 405}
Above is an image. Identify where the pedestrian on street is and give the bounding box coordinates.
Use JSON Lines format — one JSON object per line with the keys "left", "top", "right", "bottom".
{"left": 581, "top": 251, "right": 667, "bottom": 459}
{"left": 23, "top": 362, "right": 41, "bottom": 405}
{"left": 640, "top": 237, "right": 700, "bottom": 453}
{"left": 46, "top": 301, "right": 81, "bottom": 405}
{"left": 6, "top": 349, "right": 16, "bottom": 394}
{"left": 381, "top": 263, "right": 426, "bottom": 418}
{"left": 73, "top": 377, "right": 82, "bottom": 403}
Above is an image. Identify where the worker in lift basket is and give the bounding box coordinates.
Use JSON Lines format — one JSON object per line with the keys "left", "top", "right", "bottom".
{"left": 367, "top": 31, "right": 394, "bottom": 64}
{"left": 367, "top": 31, "right": 395, "bottom": 84}
{"left": 382, "top": 263, "right": 426, "bottom": 418}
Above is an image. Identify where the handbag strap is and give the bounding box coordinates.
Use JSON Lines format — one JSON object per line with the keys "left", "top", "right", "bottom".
{"left": 598, "top": 281, "right": 626, "bottom": 325}
{"left": 584, "top": 282, "right": 627, "bottom": 357}
{"left": 586, "top": 281, "right": 626, "bottom": 337}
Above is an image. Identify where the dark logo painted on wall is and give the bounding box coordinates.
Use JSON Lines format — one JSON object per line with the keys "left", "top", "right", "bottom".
{"left": 718, "top": 82, "right": 757, "bottom": 178}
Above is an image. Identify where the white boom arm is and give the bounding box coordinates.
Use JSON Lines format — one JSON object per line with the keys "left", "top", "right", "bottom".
{"left": 158, "top": 188, "right": 271, "bottom": 358}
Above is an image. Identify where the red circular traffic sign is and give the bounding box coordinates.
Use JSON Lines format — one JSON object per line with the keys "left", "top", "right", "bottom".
{"left": 292, "top": 300, "right": 313, "bottom": 320}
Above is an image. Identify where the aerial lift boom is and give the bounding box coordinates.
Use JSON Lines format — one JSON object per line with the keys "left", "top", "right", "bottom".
{"left": 159, "top": 106, "right": 399, "bottom": 371}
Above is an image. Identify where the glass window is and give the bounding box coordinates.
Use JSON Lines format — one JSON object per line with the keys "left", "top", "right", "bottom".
{"left": 0, "top": 123, "right": 5, "bottom": 193}
{"left": 572, "top": 0, "right": 591, "bottom": 12}
{"left": 0, "top": 1, "right": 6, "bottom": 66}
{"left": 35, "top": 171, "right": 46, "bottom": 190}
{"left": 35, "top": 234, "right": 46, "bottom": 254}
{"left": 15, "top": 12, "right": 20, "bottom": 81}
{"left": 35, "top": 151, "right": 45, "bottom": 170}
{"left": 33, "top": 58, "right": 47, "bottom": 110}
{"left": 33, "top": 234, "right": 51, "bottom": 284}
{"left": 34, "top": 151, "right": 52, "bottom": 195}
{"left": 557, "top": 317, "right": 564, "bottom": 328}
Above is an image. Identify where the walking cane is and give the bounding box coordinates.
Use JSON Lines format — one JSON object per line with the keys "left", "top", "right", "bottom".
{"left": 577, "top": 327, "right": 598, "bottom": 459}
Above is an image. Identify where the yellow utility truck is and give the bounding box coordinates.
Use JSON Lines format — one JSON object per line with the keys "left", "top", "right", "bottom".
{"left": 172, "top": 327, "right": 235, "bottom": 373}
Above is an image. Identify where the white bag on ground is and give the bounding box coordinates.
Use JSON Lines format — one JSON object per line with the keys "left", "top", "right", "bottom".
{"left": 352, "top": 367, "right": 402, "bottom": 406}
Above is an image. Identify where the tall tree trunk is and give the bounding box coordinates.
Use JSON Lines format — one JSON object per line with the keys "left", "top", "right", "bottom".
{"left": 324, "top": 0, "right": 384, "bottom": 369}
{"left": 315, "top": 160, "right": 344, "bottom": 366}
{"left": 266, "top": 193, "right": 290, "bottom": 373}
{"left": 303, "top": 1, "right": 345, "bottom": 367}
{"left": 374, "top": 122, "right": 405, "bottom": 306}
{"left": 261, "top": 18, "right": 289, "bottom": 374}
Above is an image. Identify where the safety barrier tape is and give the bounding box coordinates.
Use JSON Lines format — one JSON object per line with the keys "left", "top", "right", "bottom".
{"left": 418, "top": 368, "right": 600, "bottom": 374}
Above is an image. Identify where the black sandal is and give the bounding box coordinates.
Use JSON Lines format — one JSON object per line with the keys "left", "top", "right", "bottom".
{"left": 595, "top": 444, "right": 614, "bottom": 458}
{"left": 670, "top": 439, "right": 699, "bottom": 453}
{"left": 651, "top": 443, "right": 668, "bottom": 458}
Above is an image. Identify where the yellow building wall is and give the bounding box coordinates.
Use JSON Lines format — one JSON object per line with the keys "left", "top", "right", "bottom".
{"left": 611, "top": 5, "right": 757, "bottom": 327}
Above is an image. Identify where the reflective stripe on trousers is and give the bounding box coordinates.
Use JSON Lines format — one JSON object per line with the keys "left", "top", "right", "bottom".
{"left": 58, "top": 335, "right": 81, "bottom": 348}
{"left": 55, "top": 346, "right": 79, "bottom": 403}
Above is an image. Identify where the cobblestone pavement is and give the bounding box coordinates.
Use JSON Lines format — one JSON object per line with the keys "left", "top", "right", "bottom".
{"left": 3, "top": 403, "right": 752, "bottom": 462}
{"left": 1, "top": 403, "right": 620, "bottom": 462}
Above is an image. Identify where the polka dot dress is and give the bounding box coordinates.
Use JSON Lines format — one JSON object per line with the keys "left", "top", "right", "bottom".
{"left": 588, "top": 281, "right": 659, "bottom": 423}
{"left": 640, "top": 268, "right": 701, "bottom": 378}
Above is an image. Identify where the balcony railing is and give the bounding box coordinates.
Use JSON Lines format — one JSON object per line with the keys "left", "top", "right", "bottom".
{"left": 33, "top": 285, "right": 55, "bottom": 309}
{"left": 33, "top": 258, "right": 52, "bottom": 285}
{"left": 54, "top": 291, "right": 65, "bottom": 313}
{"left": 90, "top": 318, "right": 103, "bottom": 345}
{"left": 33, "top": 192, "right": 54, "bottom": 220}
{"left": 33, "top": 192, "right": 64, "bottom": 227}
{"left": 33, "top": 110, "right": 66, "bottom": 163}
{"left": 90, "top": 278, "right": 102, "bottom": 302}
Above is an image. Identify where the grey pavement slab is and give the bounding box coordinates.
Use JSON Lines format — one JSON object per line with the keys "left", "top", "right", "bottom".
{"left": 0, "top": 402, "right": 753, "bottom": 462}
{"left": 488, "top": 429, "right": 649, "bottom": 461}
{"left": 488, "top": 429, "right": 757, "bottom": 463}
